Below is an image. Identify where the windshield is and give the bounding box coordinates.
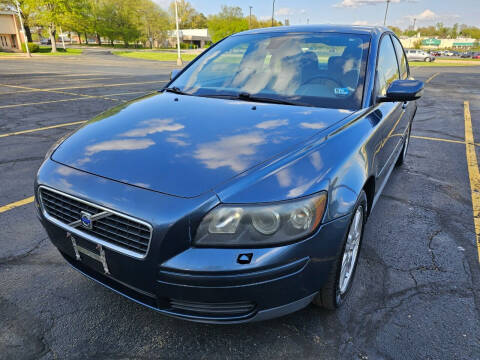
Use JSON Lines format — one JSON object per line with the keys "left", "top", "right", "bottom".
{"left": 170, "top": 32, "right": 370, "bottom": 110}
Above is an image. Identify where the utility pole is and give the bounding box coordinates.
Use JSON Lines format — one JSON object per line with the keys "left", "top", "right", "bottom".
{"left": 271, "top": 0, "right": 275, "bottom": 27}
{"left": 412, "top": 18, "right": 417, "bottom": 31}
{"left": 383, "top": 0, "right": 390, "bottom": 26}
{"left": 14, "top": 0, "right": 30, "bottom": 57}
{"left": 249, "top": 6, "right": 253, "bottom": 29}
{"left": 174, "top": 0, "right": 182, "bottom": 66}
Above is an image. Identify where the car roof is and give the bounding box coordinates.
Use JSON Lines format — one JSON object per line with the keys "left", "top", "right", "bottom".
{"left": 233, "top": 24, "right": 388, "bottom": 37}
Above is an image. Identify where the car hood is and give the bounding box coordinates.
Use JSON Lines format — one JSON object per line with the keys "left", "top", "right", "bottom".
{"left": 52, "top": 92, "right": 352, "bottom": 197}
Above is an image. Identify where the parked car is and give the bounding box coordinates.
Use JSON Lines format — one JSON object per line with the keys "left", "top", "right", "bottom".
{"left": 40, "top": 38, "right": 51, "bottom": 45}
{"left": 430, "top": 51, "right": 441, "bottom": 57}
{"left": 472, "top": 52, "right": 480, "bottom": 59}
{"left": 36, "top": 25, "right": 423, "bottom": 323}
{"left": 406, "top": 49, "right": 435, "bottom": 62}
{"left": 460, "top": 52, "right": 473, "bottom": 58}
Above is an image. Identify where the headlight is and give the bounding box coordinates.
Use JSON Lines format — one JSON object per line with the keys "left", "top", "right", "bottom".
{"left": 194, "top": 192, "right": 327, "bottom": 247}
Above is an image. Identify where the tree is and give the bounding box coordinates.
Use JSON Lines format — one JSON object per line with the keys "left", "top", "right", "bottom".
{"left": 450, "top": 23, "right": 459, "bottom": 39}
{"left": 136, "top": 0, "right": 169, "bottom": 47}
{"left": 207, "top": 6, "right": 248, "bottom": 42}
{"left": 61, "top": 0, "right": 91, "bottom": 45}
{"left": 388, "top": 26, "right": 402, "bottom": 37}
{"left": 191, "top": 12, "right": 207, "bottom": 28}
{"left": 460, "top": 26, "right": 480, "bottom": 39}
{"left": 249, "top": 15, "right": 282, "bottom": 29}
{"left": 168, "top": 0, "right": 198, "bottom": 28}
{"left": 435, "top": 22, "right": 448, "bottom": 38}
{"left": 33, "top": 0, "right": 72, "bottom": 52}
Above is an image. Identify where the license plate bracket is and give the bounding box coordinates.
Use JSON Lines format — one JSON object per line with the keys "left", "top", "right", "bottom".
{"left": 69, "top": 233, "right": 110, "bottom": 274}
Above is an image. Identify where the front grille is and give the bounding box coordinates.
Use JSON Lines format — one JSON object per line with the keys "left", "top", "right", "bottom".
{"left": 169, "top": 299, "right": 255, "bottom": 316}
{"left": 39, "top": 187, "right": 152, "bottom": 257}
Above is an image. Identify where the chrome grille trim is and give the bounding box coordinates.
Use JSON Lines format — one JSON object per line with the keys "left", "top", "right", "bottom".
{"left": 38, "top": 186, "right": 152, "bottom": 259}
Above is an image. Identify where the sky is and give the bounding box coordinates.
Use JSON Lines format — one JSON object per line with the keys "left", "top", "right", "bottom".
{"left": 154, "top": 0, "right": 479, "bottom": 29}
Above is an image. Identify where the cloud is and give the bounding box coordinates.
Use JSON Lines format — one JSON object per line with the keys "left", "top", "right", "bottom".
{"left": 275, "top": 7, "right": 307, "bottom": 18}
{"left": 415, "top": 9, "right": 436, "bottom": 21}
{"left": 276, "top": 8, "right": 294, "bottom": 16}
{"left": 300, "top": 122, "right": 328, "bottom": 130}
{"left": 85, "top": 139, "right": 155, "bottom": 156}
{"left": 353, "top": 20, "right": 369, "bottom": 25}
{"left": 398, "top": 9, "right": 460, "bottom": 26}
{"left": 194, "top": 132, "right": 265, "bottom": 172}
{"left": 334, "top": 0, "right": 415, "bottom": 8}
{"left": 120, "top": 118, "right": 184, "bottom": 137}
{"left": 255, "top": 119, "right": 288, "bottom": 130}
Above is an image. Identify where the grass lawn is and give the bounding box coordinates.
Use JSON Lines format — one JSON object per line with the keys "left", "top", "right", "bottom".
{"left": 409, "top": 61, "right": 480, "bottom": 67}
{"left": 113, "top": 51, "right": 198, "bottom": 62}
{"left": 37, "top": 46, "right": 83, "bottom": 55}
{"left": 0, "top": 47, "right": 82, "bottom": 56}
{"left": 435, "top": 57, "right": 480, "bottom": 61}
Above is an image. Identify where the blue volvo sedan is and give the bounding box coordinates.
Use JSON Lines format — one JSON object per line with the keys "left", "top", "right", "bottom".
{"left": 35, "top": 25, "right": 423, "bottom": 323}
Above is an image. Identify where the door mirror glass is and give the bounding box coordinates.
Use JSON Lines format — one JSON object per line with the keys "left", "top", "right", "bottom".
{"left": 380, "top": 79, "right": 424, "bottom": 102}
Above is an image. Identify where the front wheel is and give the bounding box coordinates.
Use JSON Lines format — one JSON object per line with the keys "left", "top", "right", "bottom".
{"left": 313, "top": 191, "right": 367, "bottom": 309}
{"left": 425, "top": 57, "right": 431, "bottom": 62}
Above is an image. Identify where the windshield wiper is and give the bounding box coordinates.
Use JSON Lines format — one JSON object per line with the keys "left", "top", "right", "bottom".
{"left": 236, "top": 92, "right": 311, "bottom": 107}
{"left": 164, "top": 86, "right": 188, "bottom": 95}
{"left": 198, "top": 92, "right": 311, "bottom": 107}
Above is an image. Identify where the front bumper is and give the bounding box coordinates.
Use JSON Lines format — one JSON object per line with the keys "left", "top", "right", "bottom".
{"left": 36, "top": 160, "right": 350, "bottom": 323}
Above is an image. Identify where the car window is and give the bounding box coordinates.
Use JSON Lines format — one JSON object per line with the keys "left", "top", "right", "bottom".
{"left": 375, "top": 35, "right": 400, "bottom": 99}
{"left": 172, "top": 32, "right": 371, "bottom": 110}
{"left": 391, "top": 36, "right": 408, "bottom": 79}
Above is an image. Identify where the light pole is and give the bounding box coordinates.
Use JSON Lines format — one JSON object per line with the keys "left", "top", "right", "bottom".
{"left": 14, "top": 0, "right": 30, "bottom": 57}
{"left": 249, "top": 6, "right": 253, "bottom": 29}
{"left": 383, "top": 0, "right": 390, "bottom": 26}
{"left": 174, "top": 0, "right": 182, "bottom": 66}
{"left": 412, "top": 18, "right": 417, "bottom": 31}
{"left": 271, "top": 0, "right": 275, "bottom": 27}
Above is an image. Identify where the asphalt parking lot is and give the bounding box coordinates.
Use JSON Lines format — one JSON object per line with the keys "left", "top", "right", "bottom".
{"left": 1, "top": 51, "right": 480, "bottom": 359}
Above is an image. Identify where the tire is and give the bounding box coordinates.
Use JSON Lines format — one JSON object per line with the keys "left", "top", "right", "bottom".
{"left": 396, "top": 123, "right": 411, "bottom": 166}
{"left": 312, "top": 190, "right": 367, "bottom": 310}
{"left": 425, "top": 57, "right": 431, "bottom": 62}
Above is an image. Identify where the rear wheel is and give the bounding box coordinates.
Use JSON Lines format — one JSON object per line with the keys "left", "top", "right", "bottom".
{"left": 425, "top": 57, "right": 432, "bottom": 62}
{"left": 313, "top": 191, "right": 367, "bottom": 309}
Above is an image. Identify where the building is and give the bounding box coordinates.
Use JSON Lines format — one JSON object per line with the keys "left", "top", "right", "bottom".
{"left": 400, "top": 35, "right": 477, "bottom": 50}
{"left": 0, "top": 11, "right": 23, "bottom": 52}
{"left": 168, "top": 29, "right": 211, "bottom": 48}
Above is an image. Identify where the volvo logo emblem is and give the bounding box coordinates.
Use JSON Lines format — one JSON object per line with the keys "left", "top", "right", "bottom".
{"left": 80, "top": 211, "right": 93, "bottom": 229}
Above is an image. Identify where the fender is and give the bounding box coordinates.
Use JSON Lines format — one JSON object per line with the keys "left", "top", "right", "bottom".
{"left": 216, "top": 110, "right": 376, "bottom": 223}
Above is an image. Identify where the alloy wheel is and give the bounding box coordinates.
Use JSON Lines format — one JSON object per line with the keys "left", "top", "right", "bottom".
{"left": 338, "top": 206, "right": 363, "bottom": 295}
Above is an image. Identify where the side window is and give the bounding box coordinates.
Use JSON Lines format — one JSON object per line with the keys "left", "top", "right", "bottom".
{"left": 391, "top": 36, "right": 408, "bottom": 79}
{"left": 375, "top": 36, "right": 400, "bottom": 99}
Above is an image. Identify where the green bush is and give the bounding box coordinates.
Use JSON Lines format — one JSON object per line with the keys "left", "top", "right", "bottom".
{"left": 21, "top": 42, "right": 39, "bottom": 53}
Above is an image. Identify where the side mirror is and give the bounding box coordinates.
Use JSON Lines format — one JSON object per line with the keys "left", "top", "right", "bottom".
{"left": 170, "top": 69, "right": 181, "bottom": 80}
{"left": 380, "top": 79, "right": 424, "bottom": 103}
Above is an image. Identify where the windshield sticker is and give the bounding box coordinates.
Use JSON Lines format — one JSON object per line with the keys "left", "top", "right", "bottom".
{"left": 334, "top": 88, "right": 350, "bottom": 96}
